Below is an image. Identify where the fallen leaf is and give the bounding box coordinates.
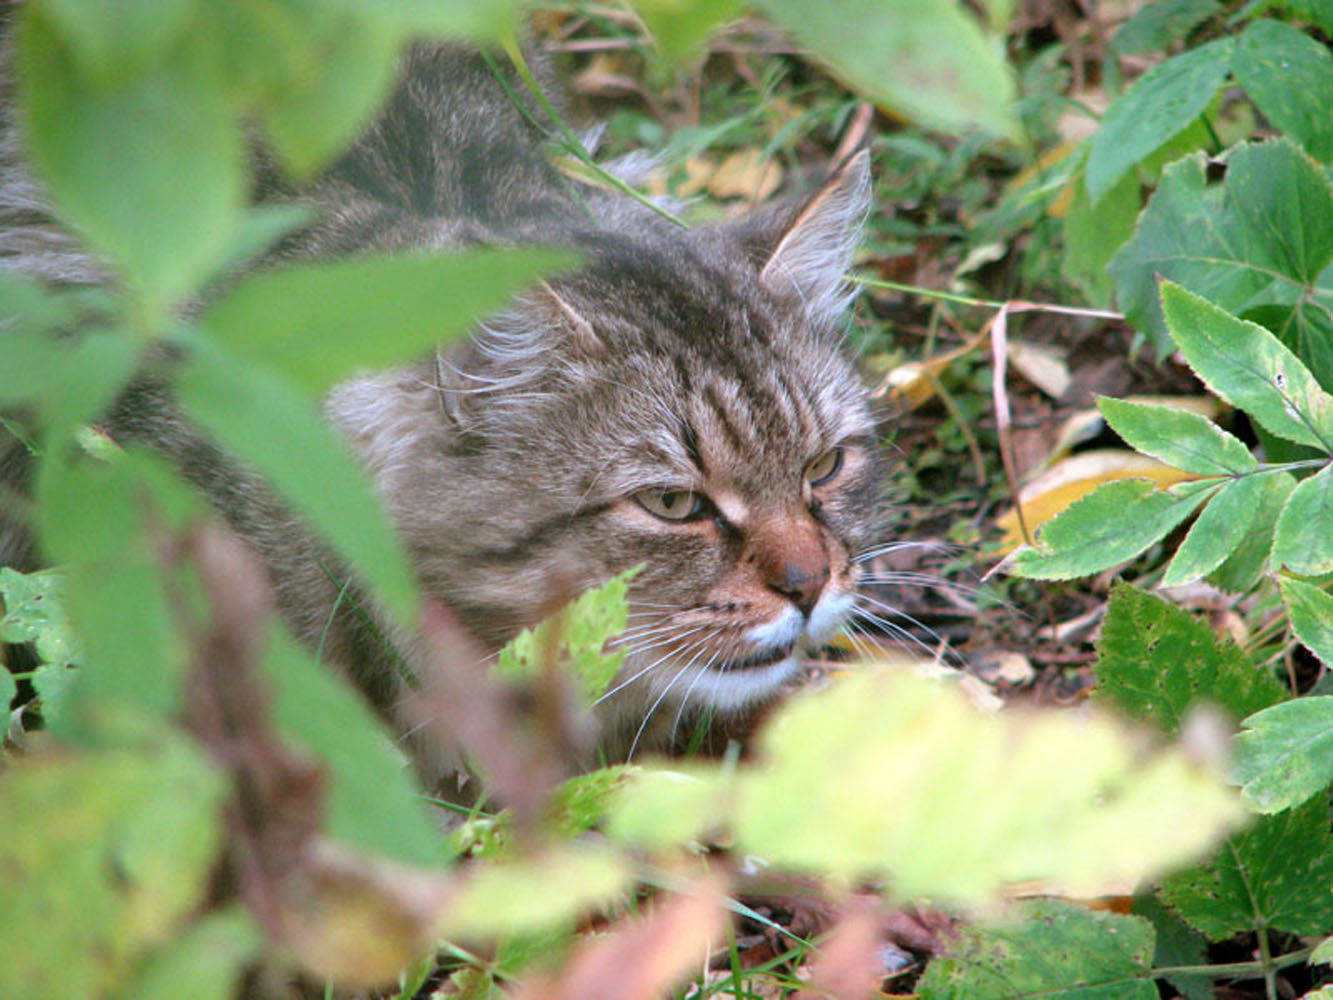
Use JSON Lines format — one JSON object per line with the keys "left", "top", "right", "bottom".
{"left": 707, "top": 148, "right": 783, "bottom": 201}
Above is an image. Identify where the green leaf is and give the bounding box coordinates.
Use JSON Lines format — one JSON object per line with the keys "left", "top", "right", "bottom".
{"left": 34, "top": 0, "right": 198, "bottom": 79}
{"left": 919, "top": 900, "right": 1157, "bottom": 1000}
{"left": 1099, "top": 397, "right": 1257, "bottom": 475}
{"left": 1111, "top": 0, "right": 1222, "bottom": 54}
{"left": 757, "top": 0, "right": 1018, "bottom": 139}
{"left": 630, "top": 0, "right": 746, "bottom": 64}
{"left": 122, "top": 909, "right": 262, "bottom": 1000}
{"left": 174, "top": 332, "right": 418, "bottom": 627}
{"left": 1159, "top": 281, "right": 1333, "bottom": 450}
{"left": 260, "top": 626, "right": 442, "bottom": 866}
{"left": 0, "top": 667, "right": 14, "bottom": 711}
{"left": 1233, "top": 694, "right": 1333, "bottom": 812}
{"left": 260, "top": 14, "right": 399, "bottom": 179}
{"left": 0, "top": 567, "right": 79, "bottom": 664}
{"left": 1093, "top": 583, "right": 1285, "bottom": 733}
{"left": 321, "top": 0, "right": 518, "bottom": 38}
{"left": 1160, "top": 796, "right": 1333, "bottom": 938}
{"left": 0, "top": 736, "right": 225, "bottom": 1000}
{"left": 1233, "top": 19, "right": 1333, "bottom": 161}
{"left": 0, "top": 331, "right": 73, "bottom": 407}
{"left": 1130, "top": 895, "right": 1213, "bottom": 1000}
{"left": 1281, "top": 576, "right": 1333, "bottom": 669}
{"left": 1086, "top": 38, "right": 1233, "bottom": 203}
{"left": 496, "top": 567, "right": 638, "bottom": 705}
{"left": 202, "top": 249, "right": 578, "bottom": 394}
{"left": 32, "top": 663, "right": 78, "bottom": 726}
{"left": 35, "top": 330, "right": 142, "bottom": 464}
{"left": 606, "top": 763, "right": 729, "bottom": 850}
{"left": 1272, "top": 465, "right": 1333, "bottom": 575}
{"left": 17, "top": 11, "right": 244, "bottom": 321}
{"left": 1006, "top": 478, "right": 1215, "bottom": 580}
{"left": 1162, "top": 472, "right": 1280, "bottom": 586}
{"left": 1315, "top": 934, "right": 1333, "bottom": 964}
{"left": 1208, "top": 470, "right": 1295, "bottom": 591}
{"left": 1062, "top": 168, "right": 1140, "bottom": 307}
{"left": 1109, "top": 142, "right": 1333, "bottom": 368}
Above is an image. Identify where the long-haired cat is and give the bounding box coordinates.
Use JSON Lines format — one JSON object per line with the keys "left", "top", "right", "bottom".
{"left": 1, "top": 38, "right": 880, "bottom": 785}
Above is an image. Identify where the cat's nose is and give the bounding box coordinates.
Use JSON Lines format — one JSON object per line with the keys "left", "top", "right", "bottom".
{"left": 769, "top": 562, "right": 829, "bottom": 617}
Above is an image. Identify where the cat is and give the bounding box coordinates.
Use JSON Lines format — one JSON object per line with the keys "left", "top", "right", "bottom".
{"left": 0, "top": 34, "right": 880, "bottom": 786}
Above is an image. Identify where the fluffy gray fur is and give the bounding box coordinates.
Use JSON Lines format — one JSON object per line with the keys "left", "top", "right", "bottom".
{"left": 1, "top": 31, "right": 880, "bottom": 784}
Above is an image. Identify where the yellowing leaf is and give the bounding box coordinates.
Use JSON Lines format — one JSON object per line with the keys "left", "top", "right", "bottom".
{"left": 707, "top": 148, "right": 783, "bottom": 201}
{"left": 992, "top": 449, "right": 1199, "bottom": 554}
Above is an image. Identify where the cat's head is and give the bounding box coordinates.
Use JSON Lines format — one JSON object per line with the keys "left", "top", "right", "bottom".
{"left": 329, "top": 151, "right": 879, "bottom": 738}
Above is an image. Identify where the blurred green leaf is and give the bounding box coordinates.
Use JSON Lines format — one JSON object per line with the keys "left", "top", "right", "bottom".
{"left": 1233, "top": 692, "right": 1333, "bottom": 812}
{"left": 1111, "top": 0, "right": 1222, "bottom": 54}
{"left": 0, "top": 736, "right": 225, "bottom": 1000}
{"left": 1062, "top": 169, "right": 1139, "bottom": 306}
{"left": 34, "top": 0, "right": 198, "bottom": 79}
{"left": 919, "top": 899, "right": 1157, "bottom": 999}
{"left": 759, "top": 0, "right": 1018, "bottom": 139}
{"left": 174, "top": 332, "right": 418, "bottom": 627}
{"left": 1233, "top": 19, "right": 1333, "bottom": 162}
{"left": 606, "top": 763, "right": 728, "bottom": 850}
{"left": 121, "top": 908, "right": 262, "bottom": 1000}
{"left": 1006, "top": 478, "right": 1215, "bottom": 580}
{"left": 1099, "top": 398, "right": 1256, "bottom": 475}
{"left": 1093, "top": 583, "right": 1284, "bottom": 732}
{"left": 630, "top": 0, "right": 745, "bottom": 65}
{"left": 1161, "top": 796, "right": 1333, "bottom": 938}
{"left": 0, "top": 667, "right": 14, "bottom": 711}
{"left": 17, "top": 10, "right": 243, "bottom": 322}
{"left": 32, "top": 662, "right": 78, "bottom": 726}
{"left": 1162, "top": 472, "right": 1275, "bottom": 586}
{"left": 261, "top": 625, "right": 442, "bottom": 866}
{"left": 1272, "top": 465, "right": 1333, "bottom": 575}
{"left": 202, "top": 249, "right": 578, "bottom": 393}
{"left": 1110, "top": 143, "right": 1333, "bottom": 370}
{"left": 323, "top": 0, "right": 518, "bottom": 37}
{"left": 1086, "top": 38, "right": 1232, "bottom": 202}
{"left": 1159, "top": 280, "right": 1333, "bottom": 450}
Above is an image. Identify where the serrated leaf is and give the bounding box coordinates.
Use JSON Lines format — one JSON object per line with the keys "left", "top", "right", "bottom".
{"left": 1006, "top": 478, "right": 1214, "bottom": 580}
{"left": 202, "top": 249, "right": 577, "bottom": 394}
{"left": 1159, "top": 281, "right": 1333, "bottom": 449}
{"left": 1272, "top": 465, "right": 1333, "bottom": 575}
{"left": 1162, "top": 472, "right": 1278, "bottom": 586}
{"left": 1131, "top": 895, "right": 1212, "bottom": 1000}
{"left": 35, "top": 0, "right": 198, "bottom": 79}
{"left": 918, "top": 900, "right": 1157, "bottom": 1000}
{"left": 1111, "top": 0, "right": 1222, "bottom": 54}
{"left": 758, "top": 0, "right": 1018, "bottom": 139}
{"left": 1282, "top": 575, "right": 1333, "bottom": 670}
{"left": 1233, "top": 19, "right": 1333, "bottom": 161}
{"left": 1160, "top": 796, "right": 1333, "bottom": 938}
{"left": 1233, "top": 694, "right": 1333, "bottom": 812}
{"left": 122, "top": 908, "right": 262, "bottom": 1000}
{"left": 1208, "top": 470, "right": 1295, "bottom": 591}
{"left": 0, "top": 737, "right": 225, "bottom": 1000}
{"left": 17, "top": 10, "right": 243, "bottom": 321}
{"left": 260, "top": 14, "right": 399, "bottom": 179}
{"left": 1109, "top": 142, "right": 1333, "bottom": 367}
{"left": 1086, "top": 38, "right": 1232, "bottom": 202}
{"left": 174, "top": 332, "right": 418, "bottom": 627}
{"left": 1099, "top": 397, "right": 1256, "bottom": 475}
{"left": 261, "top": 626, "right": 442, "bottom": 866}
{"left": 0, "top": 568, "right": 77, "bottom": 660}
{"left": 438, "top": 844, "right": 630, "bottom": 939}
{"left": 1094, "top": 583, "right": 1285, "bottom": 732}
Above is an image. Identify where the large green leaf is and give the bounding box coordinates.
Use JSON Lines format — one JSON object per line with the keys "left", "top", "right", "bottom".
{"left": 201, "top": 249, "right": 577, "bottom": 393}
{"left": 758, "top": 0, "right": 1018, "bottom": 139}
{"left": 1098, "top": 397, "right": 1256, "bottom": 475}
{"left": 122, "top": 909, "right": 262, "bottom": 1000}
{"left": 629, "top": 0, "right": 745, "bottom": 64}
{"left": 1272, "top": 464, "right": 1333, "bottom": 575}
{"left": 1006, "top": 478, "right": 1216, "bottom": 580}
{"left": 1233, "top": 693, "right": 1333, "bottom": 813}
{"left": 17, "top": 10, "right": 243, "bottom": 322}
{"left": 1086, "top": 38, "right": 1233, "bottom": 202}
{"left": 1159, "top": 281, "right": 1333, "bottom": 450}
{"left": 261, "top": 626, "right": 442, "bottom": 866}
{"left": 1110, "top": 142, "right": 1333, "bottom": 369}
{"left": 1161, "top": 472, "right": 1276, "bottom": 586}
{"left": 1232, "top": 19, "right": 1333, "bottom": 162}
{"left": 1160, "top": 796, "right": 1333, "bottom": 939}
{"left": 1110, "top": 0, "right": 1222, "bottom": 54}
{"left": 34, "top": 0, "right": 198, "bottom": 79}
{"left": 0, "top": 737, "right": 225, "bottom": 1000}
{"left": 1207, "top": 469, "right": 1295, "bottom": 591}
{"left": 321, "top": 0, "right": 518, "bottom": 37}
{"left": 174, "top": 332, "right": 418, "bottom": 627}
{"left": 1093, "top": 583, "right": 1285, "bottom": 732}
{"left": 919, "top": 900, "right": 1157, "bottom": 1000}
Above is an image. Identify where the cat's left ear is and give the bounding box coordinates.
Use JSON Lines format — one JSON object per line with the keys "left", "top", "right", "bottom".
{"left": 756, "top": 149, "right": 870, "bottom": 327}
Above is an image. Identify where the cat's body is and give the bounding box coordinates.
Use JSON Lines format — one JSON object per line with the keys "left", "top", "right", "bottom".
{"left": 1, "top": 34, "right": 880, "bottom": 783}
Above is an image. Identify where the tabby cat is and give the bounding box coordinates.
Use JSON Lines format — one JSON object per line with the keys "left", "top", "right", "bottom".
{"left": 0, "top": 38, "right": 880, "bottom": 785}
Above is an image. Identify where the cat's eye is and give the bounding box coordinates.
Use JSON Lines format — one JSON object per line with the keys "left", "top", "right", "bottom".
{"left": 634, "top": 488, "right": 704, "bottom": 521}
{"left": 805, "top": 447, "right": 843, "bottom": 486}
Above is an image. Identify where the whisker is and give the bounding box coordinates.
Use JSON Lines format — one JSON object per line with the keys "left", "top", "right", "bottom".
{"left": 594, "top": 629, "right": 713, "bottom": 705}
{"left": 854, "top": 540, "right": 955, "bottom": 563}
{"left": 628, "top": 648, "right": 712, "bottom": 761}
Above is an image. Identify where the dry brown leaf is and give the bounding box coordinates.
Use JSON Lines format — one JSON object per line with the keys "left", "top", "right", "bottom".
{"left": 517, "top": 886, "right": 725, "bottom": 1000}
{"left": 1007, "top": 340, "right": 1071, "bottom": 399}
{"left": 707, "top": 148, "right": 782, "bottom": 201}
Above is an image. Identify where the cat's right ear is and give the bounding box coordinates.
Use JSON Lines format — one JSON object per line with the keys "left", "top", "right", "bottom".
{"left": 749, "top": 149, "right": 871, "bottom": 328}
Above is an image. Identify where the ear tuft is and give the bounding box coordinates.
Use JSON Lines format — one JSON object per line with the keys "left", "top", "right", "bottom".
{"left": 759, "top": 149, "right": 871, "bottom": 326}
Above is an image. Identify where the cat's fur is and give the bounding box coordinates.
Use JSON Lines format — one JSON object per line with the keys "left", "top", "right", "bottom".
{"left": 0, "top": 30, "right": 879, "bottom": 782}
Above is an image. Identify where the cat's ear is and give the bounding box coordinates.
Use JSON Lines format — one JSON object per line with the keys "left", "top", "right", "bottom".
{"left": 755, "top": 149, "right": 870, "bottom": 326}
